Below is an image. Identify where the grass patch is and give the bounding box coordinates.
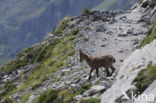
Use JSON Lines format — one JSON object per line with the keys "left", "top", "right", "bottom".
{"left": 21, "top": 93, "right": 30, "bottom": 103}
{"left": 56, "top": 83, "right": 91, "bottom": 103}
{"left": 2, "top": 28, "right": 81, "bottom": 101}
{"left": 0, "top": 58, "right": 29, "bottom": 74}
{"left": 34, "top": 84, "right": 91, "bottom": 103}
{"left": 137, "top": 21, "right": 156, "bottom": 48}
{"left": 132, "top": 62, "right": 156, "bottom": 94}
{"left": 0, "top": 27, "right": 81, "bottom": 75}
{"left": 53, "top": 15, "right": 72, "bottom": 35}
{"left": 82, "top": 8, "right": 90, "bottom": 15}
{"left": 35, "top": 89, "right": 58, "bottom": 103}
{"left": 0, "top": 16, "right": 75, "bottom": 75}
{"left": 0, "top": 46, "right": 38, "bottom": 74}
{"left": 75, "top": 84, "right": 92, "bottom": 95}
{"left": 0, "top": 83, "right": 16, "bottom": 100}
{"left": 80, "top": 98, "right": 100, "bottom": 103}
{"left": 0, "top": 97, "right": 14, "bottom": 103}
{"left": 0, "top": 17, "right": 81, "bottom": 102}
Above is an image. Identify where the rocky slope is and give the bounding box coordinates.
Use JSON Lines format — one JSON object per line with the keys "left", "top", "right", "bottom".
{"left": 0, "top": 0, "right": 156, "bottom": 103}
{"left": 101, "top": 0, "right": 156, "bottom": 103}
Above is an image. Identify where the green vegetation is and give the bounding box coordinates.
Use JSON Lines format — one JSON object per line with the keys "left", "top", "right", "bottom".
{"left": 0, "top": 13, "right": 82, "bottom": 102}
{"left": 137, "top": 21, "right": 156, "bottom": 48}
{"left": 0, "top": 57, "right": 29, "bottom": 74}
{"left": 80, "top": 98, "right": 101, "bottom": 103}
{"left": 82, "top": 8, "right": 90, "bottom": 15}
{"left": 35, "top": 84, "right": 91, "bottom": 103}
{"left": 0, "top": 26, "right": 81, "bottom": 75}
{"left": 85, "top": 26, "right": 90, "bottom": 30}
{"left": 55, "top": 84, "right": 91, "bottom": 103}
{"left": 0, "top": 15, "right": 73, "bottom": 75}
{"left": 0, "top": 45, "right": 39, "bottom": 74}
{"left": 0, "top": 97, "right": 14, "bottom": 103}
{"left": 21, "top": 93, "right": 31, "bottom": 103}
{"left": 0, "top": 83, "right": 16, "bottom": 100}
{"left": 132, "top": 62, "right": 156, "bottom": 93}
{"left": 35, "top": 89, "right": 58, "bottom": 103}
{"left": 13, "top": 29, "right": 80, "bottom": 92}
{"left": 75, "top": 84, "right": 92, "bottom": 95}
{"left": 0, "top": 27, "right": 81, "bottom": 102}
{"left": 53, "top": 15, "right": 72, "bottom": 35}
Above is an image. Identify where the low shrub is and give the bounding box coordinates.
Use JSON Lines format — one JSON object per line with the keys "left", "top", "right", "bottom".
{"left": 1, "top": 97, "right": 14, "bottom": 103}
{"left": 35, "top": 89, "right": 58, "bottom": 103}
{"left": 21, "top": 93, "right": 30, "bottom": 103}
{"left": 82, "top": 8, "right": 90, "bottom": 15}
{"left": 75, "top": 84, "right": 92, "bottom": 95}
{"left": 80, "top": 98, "right": 100, "bottom": 103}
{"left": 0, "top": 83, "right": 16, "bottom": 99}
{"left": 138, "top": 21, "right": 156, "bottom": 48}
{"left": 132, "top": 62, "right": 156, "bottom": 93}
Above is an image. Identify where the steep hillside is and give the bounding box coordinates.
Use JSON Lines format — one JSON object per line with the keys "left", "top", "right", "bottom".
{"left": 0, "top": 0, "right": 138, "bottom": 66}
{"left": 0, "top": 0, "right": 104, "bottom": 65}
{"left": 0, "top": 1, "right": 154, "bottom": 102}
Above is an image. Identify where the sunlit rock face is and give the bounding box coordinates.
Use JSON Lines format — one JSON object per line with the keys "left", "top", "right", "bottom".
{"left": 101, "top": 39, "right": 156, "bottom": 103}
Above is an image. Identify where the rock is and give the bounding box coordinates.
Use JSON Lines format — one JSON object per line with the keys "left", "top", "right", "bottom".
{"left": 119, "top": 16, "right": 127, "bottom": 20}
{"left": 71, "top": 84, "right": 79, "bottom": 88}
{"left": 101, "top": 40, "right": 156, "bottom": 103}
{"left": 127, "top": 29, "right": 133, "bottom": 34}
{"left": 82, "top": 85, "right": 106, "bottom": 97}
{"left": 83, "top": 89, "right": 95, "bottom": 97}
{"left": 73, "top": 95, "right": 83, "bottom": 101}
{"left": 139, "top": 15, "right": 150, "bottom": 23}
{"left": 92, "top": 94, "right": 100, "bottom": 98}
{"left": 61, "top": 69, "right": 71, "bottom": 76}
{"left": 109, "top": 17, "right": 116, "bottom": 24}
{"left": 28, "top": 95, "right": 35, "bottom": 103}
{"left": 118, "top": 34, "right": 129, "bottom": 37}
{"left": 119, "top": 50, "right": 124, "bottom": 53}
{"left": 96, "top": 25, "right": 106, "bottom": 32}
{"left": 90, "top": 85, "right": 106, "bottom": 93}
{"left": 149, "top": 0, "right": 156, "bottom": 6}
{"left": 141, "top": 0, "right": 149, "bottom": 8}
{"left": 120, "top": 59, "right": 123, "bottom": 62}
{"left": 61, "top": 69, "right": 71, "bottom": 73}
{"left": 45, "top": 33, "right": 54, "bottom": 39}
{"left": 101, "top": 44, "right": 106, "bottom": 47}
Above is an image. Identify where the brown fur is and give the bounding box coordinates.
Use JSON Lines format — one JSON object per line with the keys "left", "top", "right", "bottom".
{"left": 79, "top": 50, "right": 116, "bottom": 80}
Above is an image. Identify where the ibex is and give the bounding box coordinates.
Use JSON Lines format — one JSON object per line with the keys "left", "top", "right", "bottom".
{"left": 79, "top": 50, "right": 116, "bottom": 80}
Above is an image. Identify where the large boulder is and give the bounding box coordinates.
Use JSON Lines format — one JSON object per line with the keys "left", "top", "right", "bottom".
{"left": 101, "top": 40, "right": 156, "bottom": 103}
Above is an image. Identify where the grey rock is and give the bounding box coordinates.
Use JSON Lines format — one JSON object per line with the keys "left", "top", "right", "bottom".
{"left": 83, "top": 89, "right": 96, "bottom": 97}
{"left": 91, "top": 85, "right": 106, "bottom": 93}
{"left": 102, "top": 40, "right": 156, "bottom": 103}
{"left": 141, "top": 0, "right": 149, "bottom": 8}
